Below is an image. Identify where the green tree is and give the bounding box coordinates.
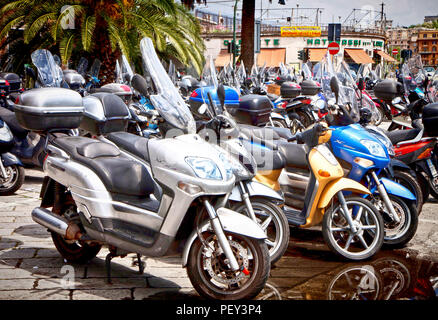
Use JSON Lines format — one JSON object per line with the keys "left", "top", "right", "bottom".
{"left": 0, "top": 0, "right": 205, "bottom": 81}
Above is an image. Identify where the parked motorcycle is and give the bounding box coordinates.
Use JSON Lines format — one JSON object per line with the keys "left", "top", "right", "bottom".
{"left": 15, "top": 37, "right": 271, "bottom": 300}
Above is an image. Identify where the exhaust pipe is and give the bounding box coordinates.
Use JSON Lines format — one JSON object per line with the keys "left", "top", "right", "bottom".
{"left": 32, "top": 207, "right": 82, "bottom": 240}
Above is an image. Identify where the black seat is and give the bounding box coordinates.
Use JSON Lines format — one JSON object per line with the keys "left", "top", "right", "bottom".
{"left": 238, "top": 124, "right": 290, "bottom": 141}
{"left": 0, "top": 107, "right": 29, "bottom": 139}
{"left": 277, "top": 141, "right": 308, "bottom": 170}
{"left": 52, "top": 136, "right": 155, "bottom": 197}
{"left": 386, "top": 128, "right": 422, "bottom": 145}
{"left": 106, "top": 132, "right": 150, "bottom": 162}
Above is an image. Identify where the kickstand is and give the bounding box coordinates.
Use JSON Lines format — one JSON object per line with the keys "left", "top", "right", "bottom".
{"left": 105, "top": 252, "right": 117, "bottom": 284}
{"left": 137, "top": 254, "right": 145, "bottom": 274}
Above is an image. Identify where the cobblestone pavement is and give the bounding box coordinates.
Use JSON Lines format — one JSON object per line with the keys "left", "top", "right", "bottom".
{"left": 0, "top": 169, "right": 437, "bottom": 300}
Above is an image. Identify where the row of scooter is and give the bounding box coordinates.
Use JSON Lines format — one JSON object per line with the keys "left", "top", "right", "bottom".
{"left": 0, "top": 37, "right": 437, "bottom": 300}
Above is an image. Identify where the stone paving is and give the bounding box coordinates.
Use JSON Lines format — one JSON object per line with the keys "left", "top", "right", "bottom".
{"left": 0, "top": 169, "right": 437, "bottom": 300}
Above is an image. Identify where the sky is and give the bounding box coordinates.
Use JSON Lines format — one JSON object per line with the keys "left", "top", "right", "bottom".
{"left": 193, "top": 0, "right": 438, "bottom": 28}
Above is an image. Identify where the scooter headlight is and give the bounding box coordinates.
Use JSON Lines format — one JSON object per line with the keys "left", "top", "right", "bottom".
{"left": 360, "top": 139, "right": 386, "bottom": 158}
{"left": 218, "top": 153, "right": 235, "bottom": 180}
{"left": 185, "top": 157, "right": 223, "bottom": 180}
{"left": 0, "top": 122, "right": 12, "bottom": 141}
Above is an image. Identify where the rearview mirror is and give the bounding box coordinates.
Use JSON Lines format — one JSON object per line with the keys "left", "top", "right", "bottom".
{"left": 357, "top": 78, "right": 364, "bottom": 91}
{"left": 330, "top": 76, "right": 340, "bottom": 103}
{"left": 217, "top": 84, "right": 226, "bottom": 108}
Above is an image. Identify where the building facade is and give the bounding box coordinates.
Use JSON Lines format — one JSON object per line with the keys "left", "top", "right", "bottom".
{"left": 417, "top": 29, "right": 438, "bottom": 67}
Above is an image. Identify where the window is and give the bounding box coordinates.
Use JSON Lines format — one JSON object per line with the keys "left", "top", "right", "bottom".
{"left": 433, "top": 46, "right": 437, "bottom": 52}
{"left": 423, "top": 34, "right": 427, "bottom": 38}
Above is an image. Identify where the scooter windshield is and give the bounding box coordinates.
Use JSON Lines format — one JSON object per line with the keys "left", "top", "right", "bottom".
{"left": 89, "top": 59, "right": 101, "bottom": 78}
{"left": 140, "top": 37, "right": 196, "bottom": 134}
{"left": 302, "top": 62, "right": 313, "bottom": 81}
{"left": 31, "top": 49, "right": 63, "bottom": 87}
{"left": 77, "top": 57, "right": 88, "bottom": 77}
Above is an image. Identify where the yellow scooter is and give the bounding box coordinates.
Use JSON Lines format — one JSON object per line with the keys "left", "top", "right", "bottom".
{"left": 254, "top": 123, "right": 384, "bottom": 260}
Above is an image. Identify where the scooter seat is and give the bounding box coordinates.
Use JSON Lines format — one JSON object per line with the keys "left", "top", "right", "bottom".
{"left": 106, "top": 131, "right": 150, "bottom": 163}
{"left": 386, "top": 128, "right": 422, "bottom": 145}
{"left": 238, "top": 124, "right": 291, "bottom": 141}
{"left": 276, "top": 142, "right": 308, "bottom": 170}
{"left": 52, "top": 136, "right": 155, "bottom": 197}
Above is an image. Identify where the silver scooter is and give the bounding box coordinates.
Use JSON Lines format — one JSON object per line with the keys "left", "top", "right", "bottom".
{"left": 15, "top": 39, "right": 271, "bottom": 301}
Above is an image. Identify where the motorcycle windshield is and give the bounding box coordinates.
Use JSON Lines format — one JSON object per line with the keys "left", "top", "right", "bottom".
{"left": 31, "top": 49, "right": 63, "bottom": 87}
{"left": 201, "top": 56, "right": 219, "bottom": 88}
{"left": 89, "top": 59, "right": 101, "bottom": 78}
{"left": 140, "top": 37, "right": 196, "bottom": 133}
{"left": 407, "top": 55, "right": 426, "bottom": 84}
{"left": 237, "top": 62, "right": 246, "bottom": 85}
{"left": 168, "top": 60, "right": 177, "bottom": 85}
{"left": 302, "top": 62, "right": 313, "bottom": 81}
{"left": 401, "top": 63, "right": 417, "bottom": 94}
{"left": 77, "top": 57, "right": 88, "bottom": 76}
{"left": 321, "top": 52, "right": 360, "bottom": 122}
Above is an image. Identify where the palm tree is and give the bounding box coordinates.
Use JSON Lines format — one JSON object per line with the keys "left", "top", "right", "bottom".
{"left": 0, "top": 0, "right": 205, "bottom": 81}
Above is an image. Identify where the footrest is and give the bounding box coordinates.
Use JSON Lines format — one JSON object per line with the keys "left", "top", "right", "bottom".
{"left": 284, "top": 208, "right": 306, "bottom": 226}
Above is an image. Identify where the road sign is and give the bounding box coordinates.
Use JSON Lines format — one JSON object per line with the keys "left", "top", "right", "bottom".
{"left": 392, "top": 48, "right": 399, "bottom": 55}
{"left": 328, "top": 42, "right": 340, "bottom": 55}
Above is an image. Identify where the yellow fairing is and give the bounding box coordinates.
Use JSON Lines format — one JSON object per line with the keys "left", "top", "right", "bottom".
{"left": 254, "top": 169, "right": 282, "bottom": 191}
{"left": 317, "top": 177, "right": 371, "bottom": 209}
{"left": 318, "top": 129, "right": 332, "bottom": 144}
{"left": 301, "top": 148, "right": 344, "bottom": 228}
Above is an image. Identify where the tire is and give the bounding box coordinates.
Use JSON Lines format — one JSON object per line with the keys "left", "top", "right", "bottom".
{"left": 0, "top": 165, "right": 25, "bottom": 195}
{"left": 187, "top": 232, "right": 270, "bottom": 300}
{"left": 322, "top": 196, "right": 384, "bottom": 261}
{"left": 391, "top": 170, "right": 424, "bottom": 214}
{"left": 266, "top": 118, "right": 287, "bottom": 129}
{"left": 231, "top": 197, "right": 290, "bottom": 265}
{"left": 51, "top": 204, "right": 101, "bottom": 264}
{"left": 379, "top": 196, "right": 418, "bottom": 248}
{"left": 417, "top": 172, "right": 430, "bottom": 203}
{"left": 51, "top": 232, "right": 102, "bottom": 264}
{"left": 296, "top": 110, "right": 314, "bottom": 129}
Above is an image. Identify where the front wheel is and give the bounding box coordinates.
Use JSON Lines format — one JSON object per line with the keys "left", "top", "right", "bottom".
{"left": 322, "top": 196, "right": 384, "bottom": 261}
{"left": 375, "top": 195, "right": 418, "bottom": 248}
{"left": 0, "top": 165, "right": 25, "bottom": 195}
{"left": 231, "top": 197, "right": 290, "bottom": 265}
{"left": 187, "top": 232, "right": 270, "bottom": 300}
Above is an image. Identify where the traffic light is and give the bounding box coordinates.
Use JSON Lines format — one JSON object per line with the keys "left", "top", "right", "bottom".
{"left": 234, "top": 43, "right": 240, "bottom": 56}
{"left": 303, "top": 49, "right": 309, "bottom": 62}
{"left": 298, "top": 50, "right": 304, "bottom": 61}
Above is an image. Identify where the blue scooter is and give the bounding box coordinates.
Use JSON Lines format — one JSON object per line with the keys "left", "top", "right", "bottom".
{"left": 0, "top": 118, "right": 24, "bottom": 195}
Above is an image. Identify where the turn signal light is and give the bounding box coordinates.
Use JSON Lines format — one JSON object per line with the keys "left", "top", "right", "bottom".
{"left": 318, "top": 169, "right": 331, "bottom": 177}
{"left": 178, "top": 181, "right": 202, "bottom": 195}
{"left": 354, "top": 157, "right": 374, "bottom": 168}
{"left": 417, "top": 148, "right": 433, "bottom": 160}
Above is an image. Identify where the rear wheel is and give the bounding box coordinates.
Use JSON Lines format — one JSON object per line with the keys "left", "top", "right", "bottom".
{"left": 187, "top": 232, "right": 270, "bottom": 300}
{"left": 266, "top": 118, "right": 287, "bottom": 129}
{"left": 374, "top": 106, "right": 384, "bottom": 126}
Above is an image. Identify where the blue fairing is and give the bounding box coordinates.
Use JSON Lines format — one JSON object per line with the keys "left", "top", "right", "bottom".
{"left": 1, "top": 153, "right": 23, "bottom": 167}
{"left": 330, "top": 124, "right": 389, "bottom": 181}
{"left": 380, "top": 177, "right": 416, "bottom": 200}
{"left": 189, "top": 86, "right": 240, "bottom": 106}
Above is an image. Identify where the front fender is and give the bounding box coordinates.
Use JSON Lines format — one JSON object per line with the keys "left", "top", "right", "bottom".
{"left": 318, "top": 177, "right": 371, "bottom": 208}
{"left": 380, "top": 177, "right": 416, "bottom": 201}
{"left": 181, "top": 207, "right": 266, "bottom": 267}
{"left": 229, "top": 181, "right": 284, "bottom": 202}
{"left": 1, "top": 153, "right": 23, "bottom": 167}
{"left": 386, "top": 158, "right": 413, "bottom": 178}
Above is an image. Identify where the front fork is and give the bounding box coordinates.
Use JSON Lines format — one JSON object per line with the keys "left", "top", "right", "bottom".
{"left": 0, "top": 158, "right": 8, "bottom": 179}
{"left": 370, "top": 171, "right": 401, "bottom": 223}
{"left": 203, "top": 200, "right": 240, "bottom": 271}
{"left": 238, "top": 181, "right": 258, "bottom": 222}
